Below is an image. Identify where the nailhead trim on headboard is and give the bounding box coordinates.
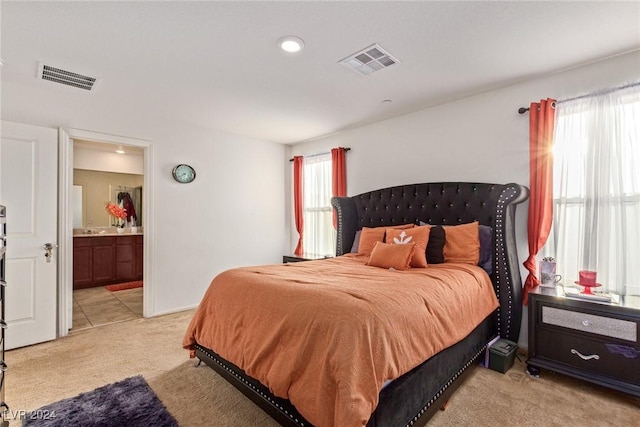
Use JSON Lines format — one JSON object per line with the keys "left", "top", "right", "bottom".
{"left": 334, "top": 201, "right": 344, "bottom": 255}
{"left": 494, "top": 185, "right": 518, "bottom": 338}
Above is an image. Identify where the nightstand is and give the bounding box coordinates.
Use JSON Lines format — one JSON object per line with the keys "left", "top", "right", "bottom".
{"left": 527, "top": 288, "right": 640, "bottom": 397}
{"left": 282, "top": 254, "right": 331, "bottom": 263}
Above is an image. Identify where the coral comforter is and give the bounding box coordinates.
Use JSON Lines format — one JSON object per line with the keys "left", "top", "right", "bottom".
{"left": 183, "top": 254, "right": 499, "bottom": 427}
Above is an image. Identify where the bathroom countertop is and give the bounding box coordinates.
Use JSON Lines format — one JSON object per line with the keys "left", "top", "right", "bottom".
{"left": 73, "top": 229, "right": 143, "bottom": 237}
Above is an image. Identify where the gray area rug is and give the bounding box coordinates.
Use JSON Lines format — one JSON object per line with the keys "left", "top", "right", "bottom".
{"left": 24, "top": 376, "right": 177, "bottom": 427}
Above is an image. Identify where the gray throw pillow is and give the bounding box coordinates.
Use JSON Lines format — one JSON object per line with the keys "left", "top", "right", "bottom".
{"left": 478, "top": 225, "right": 492, "bottom": 275}
{"left": 350, "top": 230, "right": 361, "bottom": 253}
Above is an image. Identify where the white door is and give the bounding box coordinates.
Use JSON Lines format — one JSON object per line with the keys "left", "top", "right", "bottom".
{"left": 0, "top": 121, "right": 58, "bottom": 349}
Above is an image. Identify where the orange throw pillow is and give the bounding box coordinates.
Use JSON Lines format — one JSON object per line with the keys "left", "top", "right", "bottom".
{"left": 385, "top": 225, "right": 431, "bottom": 268}
{"left": 357, "top": 224, "right": 414, "bottom": 255}
{"left": 366, "top": 241, "right": 416, "bottom": 271}
{"left": 443, "top": 221, "right": 480, "bottom": 265}
{"left": 357, "top": 227, "right": 386, "bottom": 255}
{"left": 388, "top": 223, "right": 415, "bottom": 230}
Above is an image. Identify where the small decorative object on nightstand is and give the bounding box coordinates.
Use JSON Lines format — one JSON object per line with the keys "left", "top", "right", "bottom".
{"left": 575, "top": 270, "right": 602, "bottom": 295}
{"left": 540, "top": 257, "right": 562, "bottom": 286}
{"left": 282, "top": 254, "right": 332, "bottom": 263}
{"left": 526, "top": 288, "right": 640, "bottom": 397}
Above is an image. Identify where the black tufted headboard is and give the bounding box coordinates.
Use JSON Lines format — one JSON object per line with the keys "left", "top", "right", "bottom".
{"left": 331, "top": 182, "right": 530, "bottom": 342}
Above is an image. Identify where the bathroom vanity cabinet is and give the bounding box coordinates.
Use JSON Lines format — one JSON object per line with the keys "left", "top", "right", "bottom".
{"left": 73, "top": 234, "right": 143, "bottom": 289}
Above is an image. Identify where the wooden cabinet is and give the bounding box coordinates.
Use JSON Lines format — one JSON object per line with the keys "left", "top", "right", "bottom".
{"left": 116, "top": 236, "right": 136, "bottom": 281}
{"left": 93, "top": 239, "right": 116, "bottom": 283}
{"left": 527, "top": 290, "right": 640, "bottom": 397}
{"left": 73, "top": 235, "right": 143, "bottom": 289}
{"left": 134, "top": 236, "right": 144, "bottom": 278}
{"left": 72, "top": 242, "right": 94, "bottom": 287}
{"left": 73, "top": 236, "right": 115, "bottom": 288}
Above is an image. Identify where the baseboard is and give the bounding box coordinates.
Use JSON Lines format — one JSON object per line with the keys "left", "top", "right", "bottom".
{"left": 149, "top": 304, "right": 198, "bottom": 318}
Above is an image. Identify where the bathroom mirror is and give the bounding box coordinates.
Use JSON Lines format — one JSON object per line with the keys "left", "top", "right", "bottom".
{"left": 73, "top": 169, "right": 143, "bottom": 228}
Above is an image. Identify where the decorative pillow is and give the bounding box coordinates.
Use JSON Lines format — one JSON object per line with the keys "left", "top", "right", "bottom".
{"left": 350, "top": 230, "right": 361, "bottom": 253}
{"left": 357, "top": 227, "right": 386, "bottom": 255}
{"left": 478, "top": 225, "right": 493, "bottom": 275}
{"left": 385, "top": 225, "right": 431, "bottom": 268}
{"left": 443, "top": 221, "right": 480, "bottom": 265}
{"left": 389, "top": 223, "right": 415, "bottom": 230}
{"left": 352, "top": 224, "right": 415, "bottom": 254}
{"left": 423, "top": 224, "right": 445, "bottom": 264}
{"left": 366, "top": 241, "right": 416, "bottom": 271}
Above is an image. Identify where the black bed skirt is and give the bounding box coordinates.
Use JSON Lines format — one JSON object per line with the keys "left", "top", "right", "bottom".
{"left": 194, "top": 316, "right": 494, "bottom": 427}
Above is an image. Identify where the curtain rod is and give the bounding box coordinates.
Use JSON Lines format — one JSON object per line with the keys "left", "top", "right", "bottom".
{"left": 517, "top": 81, "right": 640, "bottom": 114}
{"left": 289, "top": 147, "right": 351, "bottom": 162}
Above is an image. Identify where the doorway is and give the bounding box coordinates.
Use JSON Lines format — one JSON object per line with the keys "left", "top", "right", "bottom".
{"left": 58, "top": 128, "right": 154, "bottom": 338}
{"left": 71, "top": 142, "right": 144, "bottom": 330}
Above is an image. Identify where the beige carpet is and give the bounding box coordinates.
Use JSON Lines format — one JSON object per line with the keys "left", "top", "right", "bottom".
{"left": 8, "top": 310, "right": 638, "bottom": 426}
{"left": 151, "top": 358, "right": 639, "bottom": 427}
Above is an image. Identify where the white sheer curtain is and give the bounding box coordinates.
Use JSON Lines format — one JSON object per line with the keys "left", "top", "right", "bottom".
{"left": 302, "top": 153, "right": 336, "bottom": 257}
{"left": 547, "top": 83, "right": 640, "bottom": 296}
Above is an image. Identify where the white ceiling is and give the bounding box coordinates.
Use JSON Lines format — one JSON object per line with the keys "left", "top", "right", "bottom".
{"left": 2, "top": 1, "right": 639, "bottom": 145}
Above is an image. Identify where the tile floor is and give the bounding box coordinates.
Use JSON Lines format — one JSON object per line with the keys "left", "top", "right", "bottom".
{"left": 72, "top": 286, "right": 143, "bottom": 331}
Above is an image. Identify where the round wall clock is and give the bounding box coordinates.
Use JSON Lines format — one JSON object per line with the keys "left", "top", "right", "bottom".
{"left": 172, "top": 164, "right": 196, "bottom": 183}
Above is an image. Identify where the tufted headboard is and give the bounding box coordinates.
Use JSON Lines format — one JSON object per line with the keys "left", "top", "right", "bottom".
{"left": 331, "top": 182, "right": 529, "bottom": 342}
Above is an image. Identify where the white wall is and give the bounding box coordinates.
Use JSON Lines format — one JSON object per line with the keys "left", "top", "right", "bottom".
{"left": 2, "top": 81, "right": 287, "bottom": 315}
{"left": 74, "top": 146, "right": 144, "bottom": 175}
{"left": 288, "top": 50, "right": 640, "bottom": 347}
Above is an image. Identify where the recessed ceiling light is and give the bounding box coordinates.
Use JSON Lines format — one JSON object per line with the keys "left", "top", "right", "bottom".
{"left": 116, "top": 148, "right": 125, "bottom": 154}
{"left": 277, "top": 36, "right": 305, "bottom": 53}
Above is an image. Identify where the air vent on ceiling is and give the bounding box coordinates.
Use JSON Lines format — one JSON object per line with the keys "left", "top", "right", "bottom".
{"left": 339, "top": 43, "right": 399, "bottom": 77}
{"left": 37, "top": 63, "right": 98, "bottom": 91}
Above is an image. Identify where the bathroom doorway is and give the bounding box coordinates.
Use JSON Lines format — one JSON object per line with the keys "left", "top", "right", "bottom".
{"left": 58, "top": 128, "right": 153, "bottom": 337}
{"left": 71, "top": 141, "right": 144, "bottom": 330}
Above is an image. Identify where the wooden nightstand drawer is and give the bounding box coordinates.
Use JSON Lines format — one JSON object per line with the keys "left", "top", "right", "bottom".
{"left": 537, "top": 328, "right": 640, "bottom": 384}
{"left": 527, "top": 291, "right": 640, "bottom": 397}
{"left": 542, "top": 306, "right": 637, "bottom": 342}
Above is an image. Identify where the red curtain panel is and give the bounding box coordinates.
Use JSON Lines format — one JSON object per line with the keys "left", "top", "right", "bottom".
{"left": 293, "top": 156, "right": 304, "bottom": 256}
{"left": 331, "top": 147, "right": 347, "bottom": 228}
{"left": 523, "top": 98, "right": 556, "bottom": 305}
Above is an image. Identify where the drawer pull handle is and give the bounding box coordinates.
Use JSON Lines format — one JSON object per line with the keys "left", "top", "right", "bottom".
{"left": 571, "top": 348, "right": 600, "bottom": 361}
{"left": 581, "top": 320, "right": 591, "bottom": 326}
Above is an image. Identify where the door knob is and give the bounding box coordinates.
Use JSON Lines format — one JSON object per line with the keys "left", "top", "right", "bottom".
{"left": 44, "top": 243, "right": 57, "bottom": 263}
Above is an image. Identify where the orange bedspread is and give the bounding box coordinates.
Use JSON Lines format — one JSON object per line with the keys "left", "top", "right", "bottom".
{"left": 183, "top": 254, "right": 499, "bottom": 427}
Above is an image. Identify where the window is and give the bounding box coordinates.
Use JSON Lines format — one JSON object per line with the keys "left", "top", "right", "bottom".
{"left": 546, "top": 84, "right": 640, "bottom": 297}
{"left": 302, "top": 154, "right": 336, "bottom": 256}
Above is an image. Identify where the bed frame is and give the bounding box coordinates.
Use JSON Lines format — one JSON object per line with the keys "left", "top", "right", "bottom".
{"left": 195, "top": 181, "right": 529, "bottom": 426}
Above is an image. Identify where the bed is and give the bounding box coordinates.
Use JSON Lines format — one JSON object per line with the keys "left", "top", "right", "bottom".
{"left": 183, "top": 181, "right": 529, "bottom": 427}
